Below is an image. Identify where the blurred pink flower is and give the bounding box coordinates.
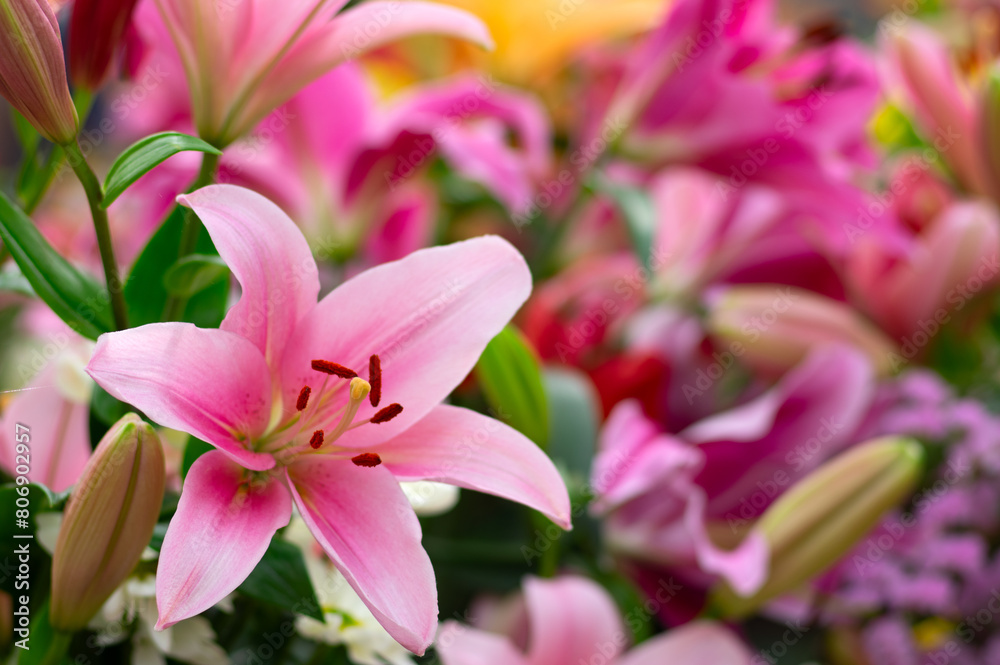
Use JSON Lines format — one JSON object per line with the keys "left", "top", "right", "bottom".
{"left": 86, "top": 185, "right": 570, "bottom": 653}
{"left": 848, "top": 196, "right": 1000, "bottom": 343}
{"left": 150, "top": 0, "right": 493, "bottom": 145}
{"left": 591, "top": 346, "right": 876, "bottom": 619}
{"left": 437, "top": 576, "right": 753, "bottom": 665}
{"left": 0, "top": 325, "right": 93, "bottom": 493}
{"left": 68, "top": 0, "right": 140, "bottom": 88}
{"left": 882, "top": 20, "right": 988, "bottom": 195}
{"left": 608, "top": 0, "right": 879, "bottom": 176}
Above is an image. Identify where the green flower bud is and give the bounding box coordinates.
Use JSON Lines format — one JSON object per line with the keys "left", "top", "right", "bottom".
{"left": 50, "top": 413, "right": 165, "bottom": 631}
{"left": 713, "top": 436, "right": 923, "bottom": 618}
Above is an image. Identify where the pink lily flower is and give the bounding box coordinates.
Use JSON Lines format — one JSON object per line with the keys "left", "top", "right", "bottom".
{"left": 152, "top": 0, "right": 494, "bottom": 145}
{"left": 0, "top": 324, "right": 93, "bottom": 493}
{"left": 437, "top": 576, "right": 753, "bottom": 665}
{"left": 848, "top": 180, "right": 1000, "bottom": 342}
{"left": 591, "top": 346, "right": 876, "bottom": 620}
{"left": 85, "top": 185, "right": 570, "bottom": 653}
{"left": 881, "top": 20, "right": 988, "bottom": 196}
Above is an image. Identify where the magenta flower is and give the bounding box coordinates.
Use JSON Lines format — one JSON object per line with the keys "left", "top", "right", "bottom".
{"left": 86, "top": 185, "right": 570, "bottom": 653}
{"left": 437, "top": 576, "right": 752, "bottom": 665}
{"left": 151, "top": 0, "right": 493, "bottom": 145}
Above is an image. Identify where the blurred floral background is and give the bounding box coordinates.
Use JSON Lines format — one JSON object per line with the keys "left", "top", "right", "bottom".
{"left": 2, "top": 0, "right": 1000, "bottom": 663}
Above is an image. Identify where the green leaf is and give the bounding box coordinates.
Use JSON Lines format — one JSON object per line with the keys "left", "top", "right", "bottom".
{"left": 238, "top": 538, "right": 324, "bottom": 622}
{"left": 102, "top": 132, "right": 222, "bottom": 208}
{"left": 181, "top": 437, "right": 214, "bottom": 478}
{"left": 475, "top": 326, "right": 549, "bottom": 446}
{"left": 0, "top": 193, "right": 114, "bottom": 339}
{"left": 593, "top": 174, "right": 657, "bottom": 272}
{"left": 125, "top": 205, "right": 228, "bottom": 328}
{"left": 90, "top": 385, "right": 131, "bottom": 427}
{"left": 543, "top": 368, "right": 600, "bottom": 477}
{"left": 163, "top": 254, "right": 230, "bottom": 298}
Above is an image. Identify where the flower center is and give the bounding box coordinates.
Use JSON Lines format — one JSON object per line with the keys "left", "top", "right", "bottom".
{"left": 268, "top": 354, "right": 403, "bottom": 466}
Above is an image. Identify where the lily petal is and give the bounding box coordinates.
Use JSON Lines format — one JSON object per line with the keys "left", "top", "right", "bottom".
{"left": 286, "top": 456, "right": 437, "bottom": 655}
{"left": 617, "top": 621, "right": 752, "bottom": 665}
{"left": 156, "top": 450, "right": 292, "bottom": 628}
{"left": 524, "top": 576, "right": 626, "bottom": 665}
{"left": 178, "top": 185, "right": 320, "bottom": 369}
{"left": 86, "top": 323, "right": 276, "bottom": 471}
{"left": 234, "top": 2, "right": 493, "bottom": 139}
{"left": 281, "top": 236, "right": 531, "bottom": 449}
{"left": 436, "top": 622, "right": 529, "bottom": 665}
{"left": 0, "top": 362, "right": 91, "bottom": 492}
{"left": 379, "top": 405, "right": 571, "bottom": 529}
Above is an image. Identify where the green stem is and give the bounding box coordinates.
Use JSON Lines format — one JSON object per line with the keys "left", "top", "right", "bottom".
{"left": 38, "top": 630, "right": 72, "bottom": 665}
{"left": 533, "top": 513, "right": 561, "bottom": 578}
{"left": 161, "top": 151, "right": 221, "bottom": 321}
{"left": 176, "top": 151, "right": 221, "bottom": 259}
{"left": 65, "top": 141, "right": 129, "bottom": 331}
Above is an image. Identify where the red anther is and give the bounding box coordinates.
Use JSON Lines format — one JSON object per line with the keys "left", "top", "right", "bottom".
{"left": 311, "top": 360, "right": 358, "bottom": 379}
{"left": 369, "top": 354, "right": 382, "bottom": 407}
{"left": 309, "top": 430, "right": 325, "bottom": 449}
{"left": 352, "top": 452, "right": 382, "bottom": 467}
{"left": 296, "top": 386, "right": 311, "bottom": 411}
{"left": 370, "top": 403, "right": 403, "bottom": 424}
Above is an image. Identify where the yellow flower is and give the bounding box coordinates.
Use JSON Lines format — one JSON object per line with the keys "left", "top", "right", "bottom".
{"left": 374, "top": 0, "right": 668, "bottom": 87}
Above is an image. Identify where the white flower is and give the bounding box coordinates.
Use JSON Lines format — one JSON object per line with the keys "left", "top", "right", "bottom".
{"left": 400, "top": 481, "right": 460, "bottom": 517}
{"left": 88, "top": 573, "right": 229, "bottom": 665}
{"left": 286, "top": 518, "right": 416, "bottom": 665}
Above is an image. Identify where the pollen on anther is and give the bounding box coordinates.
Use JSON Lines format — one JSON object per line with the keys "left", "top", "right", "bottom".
{"left": 369, "top": 355, "right": 382, "bottom": 407}
{"left": 296, "top": 386, "right": 311, "bottom": 411}
{"left": 370, "top": 403, "right": 403, "bottom": 424}
{"left": 309, "top": 430, "right": 325, "bottom": 449}
{"left": 311, "top": 360, "right": 358, "bottom": 379}
{"left": 352, "top": 452, "right": 382, "bottom": 467}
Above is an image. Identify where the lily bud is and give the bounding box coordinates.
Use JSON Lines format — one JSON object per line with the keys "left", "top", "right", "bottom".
{"left": 68, "top": 0, "right": 140, "bottom": 89}
{"left": 0, "top": 0, "right": 79, "bottom": 144}
{"left": 706, "top": 286, "right": 897, "bottom": 377}
{"left": 713, "top": 437, "right": 923, "bottom": 618}
{"left": 50, "top": 413, "right": 165, "bottom": 631}
{"left": 981, "top": 66, "right": 1000, "bottom": 203}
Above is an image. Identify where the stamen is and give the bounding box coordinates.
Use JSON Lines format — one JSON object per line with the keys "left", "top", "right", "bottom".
{"left": 369, "top": 355, "right": 382, "bottom": 407}
{"left": 326, "top": 378, "right": 372, "bottom": 443}
{"left": 311, "top": 360, "right": 358, "bottom": 379}
{"left": 296, "top": 386, "right": 311, "bottom": 411}
{"left": 370, "top": 403, "right": 403, "bottom": 424}
{"left": 349, "top": 377, "right": 371, "bottom": 402}
{"left": 352, "top": 453, "right": 382, "bottom": 467}
{"left": 309, "top": 430, "right": 325, "bottom": 449}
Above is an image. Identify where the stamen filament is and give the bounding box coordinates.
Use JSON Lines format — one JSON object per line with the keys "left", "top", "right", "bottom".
{"left": 326, "top": 378, "right": 371, "bottom": 443}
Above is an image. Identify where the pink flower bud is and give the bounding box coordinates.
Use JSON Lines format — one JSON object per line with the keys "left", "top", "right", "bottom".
{"left": 68, "top": 0, "right": 140, "bottom": 89}
{"left": 0, "top": 0, "right": 79, "bottom": 144}
{"left": 50, "top": 413, "right": 165, "bottom": 631}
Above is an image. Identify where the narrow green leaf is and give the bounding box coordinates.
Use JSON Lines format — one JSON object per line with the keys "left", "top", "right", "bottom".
{"left": 163, "top": 254, "right": 230, "bottom": 298}
{"left": 543, "top": 368, "right": 600, "bottom": 477}
{"left": 239, "top": 538, "right": 324, "bottom": 622}
{"left": 102, "top": 132, "right": 222, "bottom": 208}
{"left": 593, "top": 174, "right": 657, "bottom": 272}
{"left": 0, "top": 193, "right": 113, "bottom": 339}
{"left": 181, "top": 437, "right": 214, "bottom": 478}
{"left": 125, "top": 205, "right": 228, "bottom": 328}
{"left": 475, "top": 326, "right": 549, "bottom": 447}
